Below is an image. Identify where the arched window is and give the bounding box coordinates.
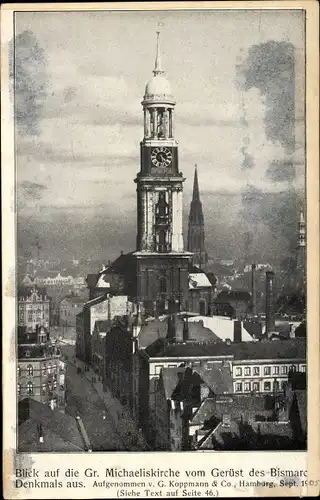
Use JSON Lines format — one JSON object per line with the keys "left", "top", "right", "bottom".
{"left": 158, "top": 230, "right": 167, "bottom": 252}
{"left": 47, "top": 363, "right": 52, "bottom": 374}
{"left": 17, "top": 383, "right": 21, "bottom": 395}
{"left": 159, "top": 276, "right": 167, "bottom": 294}
{"left": 27, "top": 381, "right": 33, "bottom": 395}
{"left": 27, "top": 364, "right": 33, "bottom": 376}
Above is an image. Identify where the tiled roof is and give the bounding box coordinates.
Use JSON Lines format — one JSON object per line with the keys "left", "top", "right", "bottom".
{"left": 191, "top": 399, "right": 217, "bottom": 425}
{"left": 160, "top": 367, "right": 186, "bottom": 400}
{"left": 195, "top": 364, "right": 233, "bottom": 394}
{"left": 18, "top": 398, "right": 85, "bottom": 452}
{"left": 146, "top": 338, "right": 306, "bottom": 360}
{"left": 213, "top": 394, "right": 273, "bottom": 421}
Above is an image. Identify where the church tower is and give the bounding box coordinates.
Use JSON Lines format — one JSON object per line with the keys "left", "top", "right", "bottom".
{"left": 134, "top": 31, "right": 191, "bottom": 316}
{"left": 296, "top": 206, "right": 306, "bottom": 284}
{"left": 187, "top": 165, "right": 208, "bottom": 268}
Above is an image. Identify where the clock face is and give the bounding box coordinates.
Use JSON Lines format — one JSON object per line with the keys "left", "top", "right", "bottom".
{"left": 151, "top": 147, "right": 172, "bottom": 168}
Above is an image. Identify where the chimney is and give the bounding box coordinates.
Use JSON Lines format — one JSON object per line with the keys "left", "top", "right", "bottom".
{"left": 167, "top": 298, "right": 179, "bottom": 343}
{"left": 265, "top": 271, "right": 275, "bottom": 335}
{"left": 251, "top": 264, "right": 257, "bottom": 315}
{"left": 37, "top": 423, "right": 44, "bottom": 443}
{"left": 233, "top": 320, "right": 242, "bottom": 343}
{"left": 222, "top": 414, "right": 231, "bottom": 427}
{"left": 107, "top": 296, "right": 111, "bottom": 321}
{"left": 133, "top": 302, "right": 142, "bottom": 338}
{"left": 153, "top": 301, "right": 158, "bottom": 319}
{"left": 183, "top": 317, "right": 189, "bottom": 341}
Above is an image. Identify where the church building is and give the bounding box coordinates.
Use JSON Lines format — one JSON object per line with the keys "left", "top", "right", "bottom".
{"left": 133, "top": 31, "right": 192, "bottom": 316}
{"left": 87, "top": 32, "right": 193, "bottom": 317}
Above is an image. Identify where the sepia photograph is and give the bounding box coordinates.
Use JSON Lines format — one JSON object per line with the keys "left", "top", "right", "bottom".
{"left": 2, "top": 1, "right": 319, "bottom": 498}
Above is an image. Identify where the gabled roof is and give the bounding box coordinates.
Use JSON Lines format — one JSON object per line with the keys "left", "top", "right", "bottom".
{"left": 191, "top": 398, "right": 217, "bottom": 425}
{"left": 196, "top": 363, "right": 233, "bottom": 394}
{"left": 160, "top": 367, "right": 186, "bottom": 400}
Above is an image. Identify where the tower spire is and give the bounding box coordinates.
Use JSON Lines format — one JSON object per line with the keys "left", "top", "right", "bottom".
{"left": 153, "top": 29, "right": 164, "bottom": 75}
{"left": 192, "top": 165, "right": 200, "bottom": 201}
{"left": 187, "top": 165, "right": 207, "bottom": 268}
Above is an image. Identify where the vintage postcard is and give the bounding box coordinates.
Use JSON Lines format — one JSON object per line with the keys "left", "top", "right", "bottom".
{"left": 2, "top": 1, "right": 319, "bottom": 498}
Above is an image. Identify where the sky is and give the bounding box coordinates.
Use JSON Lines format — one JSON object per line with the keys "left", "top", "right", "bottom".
{"left": 15, "top": 9, "right": 305, "bottom": 265}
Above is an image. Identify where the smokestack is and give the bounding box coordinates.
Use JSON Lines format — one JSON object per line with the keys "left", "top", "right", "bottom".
{"left": 167, "top": 298, "right": 179, "bottom": 343}
{"left": 251, "top": 264, "right": 257, "bottom": 315}
{"left": 265, "top": 271, "right": 275, "bottom": 335}
{"left": 233, "top": 320, "right": 242, "bottom": 343}
{"left": 37, "top": 423, "right": 44, "bottom": 444}
{"left": 183, "top": 317, "right": 189, "bottom": 341}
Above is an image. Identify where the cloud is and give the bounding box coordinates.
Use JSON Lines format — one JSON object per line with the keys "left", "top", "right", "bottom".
{"left": 13, "top": 30, "right": 49, "bottom": 136}
{"left": 236, "top": 41, "right": 296, "bottom": 155}
{"left": 266, "top": 158, "right": 298, "bottom": 183}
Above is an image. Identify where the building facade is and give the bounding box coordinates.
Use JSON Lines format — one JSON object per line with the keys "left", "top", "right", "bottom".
{"left": 59, "top": 295, "right": 86, "bottom": 327}
{"left": 17, "top": 326, "right": 66, "bottom": 412}
{"left": 187, "top": 166, "right": 208, "bottom": 268}
{"left": 133, "top": 32, "right": 191, "bottom": 316}
{"left": 18, "top": 286, "right": 51, "bottom": 329}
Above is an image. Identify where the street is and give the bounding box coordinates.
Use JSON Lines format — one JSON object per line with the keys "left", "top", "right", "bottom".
{"left": 61, "top": 344, "right": 127, "bottom": 451}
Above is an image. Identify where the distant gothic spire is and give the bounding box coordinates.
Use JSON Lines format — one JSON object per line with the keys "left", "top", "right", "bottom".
{"left": 153, "top": 30, "right": 164, "bottom": 75}
{"left": 192, "top": 165, "right": 200, "bottom": 201}
{"left": 187, "top": 165, "right": 207, "bottom": 268}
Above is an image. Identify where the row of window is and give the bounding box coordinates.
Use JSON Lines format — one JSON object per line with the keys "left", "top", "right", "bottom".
{"left": 17, "top": 364, "right": 60, "bottom": 376}
{"left": 17, "top": 380, "right": 59, "bottom": 395}
{"left": 235, "top": 380, "right": 286, "bottom": 393}
{"left": 235, "top": 364, "right": 306, "bottom": 377}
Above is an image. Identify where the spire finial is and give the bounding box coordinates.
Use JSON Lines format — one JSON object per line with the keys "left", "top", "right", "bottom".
{"left": 153, "top": 23, "right": 165, "bottom": 75}
{"left": 192, "top": 164, "right": 200, "bottom": 201}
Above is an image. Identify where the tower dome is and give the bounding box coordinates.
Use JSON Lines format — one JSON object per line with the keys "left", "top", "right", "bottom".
{"left": 145, "top": 74, "right": 173, "bottom": 100}
{"left": 143, "top": 30, "right": 174, "bottom": 103}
